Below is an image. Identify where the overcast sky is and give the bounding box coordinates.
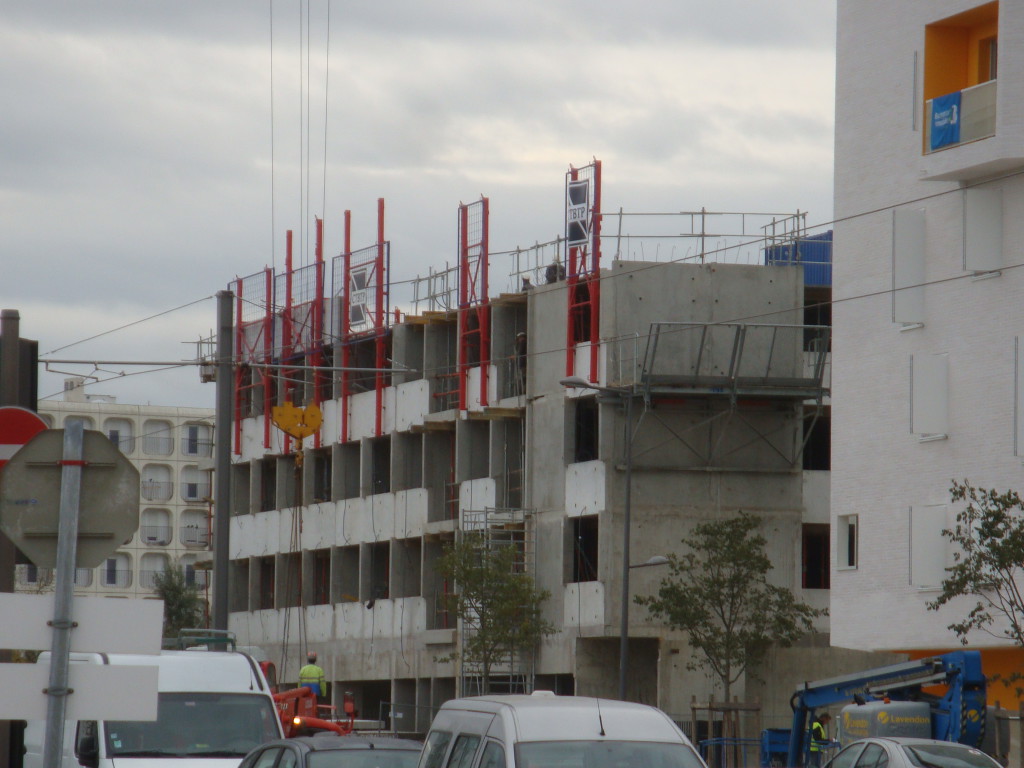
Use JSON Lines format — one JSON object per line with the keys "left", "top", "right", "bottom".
{"left": 0, "top": 1, "right": 836, "bottom": 409}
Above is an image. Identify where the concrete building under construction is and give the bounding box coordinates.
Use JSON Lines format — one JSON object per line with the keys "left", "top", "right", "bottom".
{"left": 225, "top": 161, "right": 850, "bottom": 732}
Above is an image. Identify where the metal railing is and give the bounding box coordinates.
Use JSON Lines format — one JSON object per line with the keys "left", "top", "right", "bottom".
{"left": 140, "top": 525, "right": 172, "bottom": 546}
{"left": 141, "top": 480, "right": 173, "bottom": 501}
{"left": 925, "top": 79, "right": 997, "bottom": 153}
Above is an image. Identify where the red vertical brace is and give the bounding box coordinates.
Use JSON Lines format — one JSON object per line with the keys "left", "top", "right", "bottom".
{"left": 457, "top": 205, "right": 469, "bottom": 411}
{"left": 341, "top": 210, "right": 352, "bottom": 443}
{"left": 374, "top": 198, "right": 385, "bottom": 437}
{"left": 479, "top": 199, "right": 490, "bottom": 407}
{"left": 262, "top": 267, "right": 274, "bottom": 449}
{"left": 281, "top": 232, "right": 293, "bottom": 455}
{"left": 313, "top": 218, "right": 324, "bottom": 449}
{"left": 234, "top": 279, "right": 244, "bottom": 455}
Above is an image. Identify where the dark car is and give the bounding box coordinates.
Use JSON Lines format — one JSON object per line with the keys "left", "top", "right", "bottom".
{"left": 239, "top": 735, "right": 423, "bottom": 768}
{"left": 824, "top": 738, "right": 1001, "bottom": 768}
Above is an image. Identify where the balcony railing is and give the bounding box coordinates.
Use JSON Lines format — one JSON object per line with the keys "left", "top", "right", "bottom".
{"left": 181, "top": 437, "right": 214, "bottom": 457}
{"left": 139, "top": 569, "right": 166, "bottom": 589}
{"left": 140, "top": 525, "right": 172, "bottom": 546}
{"left": 181, "top": 481, "right": 212, "bottom": 502}
{"left": 143, "top": 436, "right": 174, "bottom": 455}
{"left": 181, "top": 525, "right": 211, "bottom": 548}
{"left": 101, "top": 569, "right": 132, "bottom": 588}
{"left": 142, "top": 480, "right": 173, "bottom": 501}
{"left": 925, "top": 80, "right": 997, "bottom": 153}
{"left": 17, "top": 565, "right": 93, "bottom": 587}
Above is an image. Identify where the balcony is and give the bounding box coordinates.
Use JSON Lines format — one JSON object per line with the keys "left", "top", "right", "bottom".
{"left": 181, "top": 480, "right": 212, "bottom": 502}
{"left": 140, "top": 525, "right": 172, "bottom": 546}
{"left": 142, "top": 480, "right": 173, "bottom": 502}
{"left": 181, "top": 525, "right": 211, "bottom": 548}
{"left": 181, "top": 437, "right": 213, "bottom": 457}
{"left": 925, "top": 80, "right": 996, "bottom": 153}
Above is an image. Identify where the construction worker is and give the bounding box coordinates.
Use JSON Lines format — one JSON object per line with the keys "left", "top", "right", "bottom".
{"left": 299, "top": 651, "right": 326, "bottom": 701}
{"left": 808, "top": 712, "right": 831, "bottom": 768}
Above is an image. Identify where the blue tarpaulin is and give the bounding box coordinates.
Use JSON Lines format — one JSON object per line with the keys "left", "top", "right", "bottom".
{"left": 930, "top": 91, "right": 961, "bottom": 150}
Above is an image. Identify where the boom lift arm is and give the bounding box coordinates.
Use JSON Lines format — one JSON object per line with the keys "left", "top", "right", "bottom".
{"left": 786, "top": 650, "right": 986, "bottom": 767}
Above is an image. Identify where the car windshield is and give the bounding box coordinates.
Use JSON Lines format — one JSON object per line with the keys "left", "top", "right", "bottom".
{"left": 308, "top": 749, "right": 421, "bottom": 768}
{"left": 105, "top": 692, "right": 280, "bottom": 757}
{"left": 901, "top": 744, "right": 999, "bottom": 768}
{"left": 516, "top": 741, "right": 705, "bottom": 768}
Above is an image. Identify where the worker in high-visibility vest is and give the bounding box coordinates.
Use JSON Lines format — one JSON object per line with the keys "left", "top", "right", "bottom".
{"left": 298, "top": 651, "right": 326, "bottom": 700}
{"left": 809, "top": 713, "right": 832, "bottom": 768}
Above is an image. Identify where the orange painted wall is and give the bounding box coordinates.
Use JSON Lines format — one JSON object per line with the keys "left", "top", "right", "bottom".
{"left": 903, "top": 647, "right": 1024, "bottom": 707}
{"left": 924, "top": 2, "right": 998, "bottom": 100}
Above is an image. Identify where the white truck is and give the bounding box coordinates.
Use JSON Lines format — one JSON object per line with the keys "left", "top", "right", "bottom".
{"left": 24, "top": 650, "right": 283, "bottom": 768}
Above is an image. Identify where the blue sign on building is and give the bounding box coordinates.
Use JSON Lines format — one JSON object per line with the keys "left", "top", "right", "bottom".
{"left": 930, "top": 91, "right": 961, "bottom": 151}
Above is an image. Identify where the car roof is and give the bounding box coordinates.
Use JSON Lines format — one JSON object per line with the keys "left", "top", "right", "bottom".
{"left": 860, "top": 738, "right": 982, "bottom": 747}
{"left": 279, "top": 735, "right": 423, "bottom": 752}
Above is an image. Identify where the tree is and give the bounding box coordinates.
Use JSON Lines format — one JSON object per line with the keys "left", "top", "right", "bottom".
{"left": 437, "top": 533, "right": 555, "bottom": 693}
{"left": 636, "top": 512, "right": 825, "bottom": 699}
{"left": 928, "top": 481, "right": 1024, "bottom": 648}
{"left": 152, "top": 568, "right": 206, "bottom": 639}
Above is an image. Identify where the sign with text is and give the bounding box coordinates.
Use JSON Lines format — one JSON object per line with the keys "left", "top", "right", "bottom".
{"left": 930, "top": 91, "right": 961, "bottom": 151}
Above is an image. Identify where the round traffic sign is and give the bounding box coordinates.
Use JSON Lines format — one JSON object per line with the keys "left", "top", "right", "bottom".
{"left": 0, "top": 406, "right": 47, "bottom": 471}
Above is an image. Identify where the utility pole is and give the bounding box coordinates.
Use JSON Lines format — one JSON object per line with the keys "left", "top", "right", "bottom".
{"left": 212, "top": 291, "right": 233, "bottom": 630}
{"left": 0, "top": 308, "right": 39, "bottom": 768}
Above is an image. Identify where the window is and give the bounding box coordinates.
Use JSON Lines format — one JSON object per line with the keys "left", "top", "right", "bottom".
{"left": 142, "top": 419, "right": 174, "bottom": 455}
{"left": 892, "top": 208, "right": 925, "bottom": 325}
{"left": 141, "top": 464, "right": 173, "bottom": 502}
{"left": 803, "top": 414, "right": 830, "bottom": 471}
{"left": 572, "top": 398, "right": 599, "bottom": 463}
{"left": 181, "top": 423, "right": 213, "bottom": 457}
{"left": 180, "top": 465, "right": 210, "bottom": 501}
{"left": 837, "top": 515, "right": 858, "bottom": 570}
{"left": 446, "top": 735, "right": 481, "bottom": 768}
{"left": 856, "top": 744, "right": 889, "bottom": 768}
{"left": 421, "top": 731, "right": 452, "bottom": 768}
{"left": 140, "top": 508, "right": 172, "bottom": 546}
{"left": 911, "top": 353, "right": 949, "bottom": 437}
{"left": 910, "top": 505, "right": 950, "bottom": 589}
{"left": 104, "top": 418, "right": 135, "bottom": 453}
{"left": 802, "top": 524, "right": 830, "bottom": 589}
{"left": 102, "top": 554, "right": 132, "bottom": 588}
{"left": 478, "top": 742, "right": 505, "bottom": 768}
{"left": 570, "top": 515, "right": 599, "bottom": 583}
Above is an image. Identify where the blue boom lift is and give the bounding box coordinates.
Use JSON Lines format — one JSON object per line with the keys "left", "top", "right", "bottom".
{"left": 772, "top": 650, "right": 986, "bottom": 767}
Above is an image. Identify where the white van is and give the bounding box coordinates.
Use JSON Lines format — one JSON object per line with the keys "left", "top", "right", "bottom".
{"left": 24, "top": 650, "right": 283, "bottom": 768}
{"left": 419, "top": 693, "right": 707, "bottom": 768}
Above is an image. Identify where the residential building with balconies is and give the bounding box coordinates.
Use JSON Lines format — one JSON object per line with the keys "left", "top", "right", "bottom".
{"left": 18, "top": 378, "right": 215, "bottom": 605}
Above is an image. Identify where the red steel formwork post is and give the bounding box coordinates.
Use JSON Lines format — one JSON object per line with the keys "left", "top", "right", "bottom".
{"left": 374, "top": 198, "right": 386, "bottom": 437}
{"left": 564, "top": 160, "right": 602, "bottom": 383}
{"left": 457, "top": 197, "right": 490, "bottom": 410}
{"left": 338, "top": 201, "right": 390, "bottom": 440}
{"left": 233, "top": 267, "right": 275, "bottom": 454}
{"left": 313, "top": 218, "right": 325, "bottom": 450}
{"left": 341, "top": 210, "right": 352, "bottom": 443}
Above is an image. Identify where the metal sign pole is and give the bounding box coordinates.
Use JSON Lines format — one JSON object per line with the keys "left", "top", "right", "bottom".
{"left": 43, "top": 422, "right": 84, "bottom": 768}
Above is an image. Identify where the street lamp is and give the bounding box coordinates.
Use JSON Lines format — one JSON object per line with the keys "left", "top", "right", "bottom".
{"left": 559, "top": 375, "right": 637, "bottom": 701}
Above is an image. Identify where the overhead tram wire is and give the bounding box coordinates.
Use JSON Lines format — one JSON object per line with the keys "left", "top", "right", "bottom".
{"left": 46, "top": 161, "right": 1024, "bottom": 397}
{"left": 322, "top": 0, "right": 332, "bottom": 222}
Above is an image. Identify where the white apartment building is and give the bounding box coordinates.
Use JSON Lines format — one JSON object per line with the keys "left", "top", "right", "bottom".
{"left": 18, "top": 377, "right": 215, "bottom": 604}
{"left": 832, "top": 1, "right": 1024, "bottom": 686}
{"left": 223, "top": 187, "right": 873, "bottom": 732}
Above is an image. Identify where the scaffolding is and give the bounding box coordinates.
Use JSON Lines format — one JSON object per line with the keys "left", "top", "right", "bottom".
{"left": 457, "top": 506, "right": 537, "bottom": 697}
